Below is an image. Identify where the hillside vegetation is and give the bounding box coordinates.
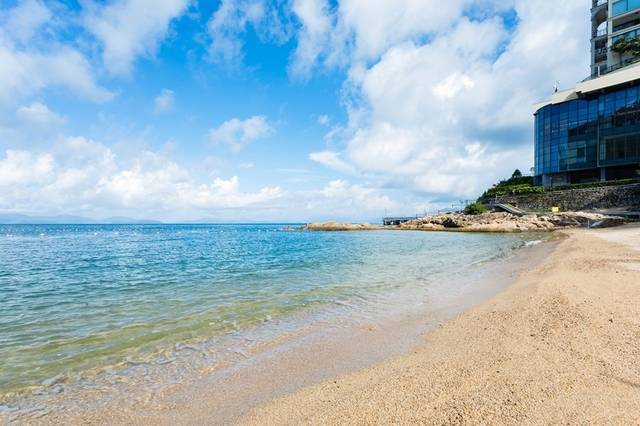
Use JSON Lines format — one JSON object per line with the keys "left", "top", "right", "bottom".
{"left": 479, "top": 170, "right": 638, "bottom": 202}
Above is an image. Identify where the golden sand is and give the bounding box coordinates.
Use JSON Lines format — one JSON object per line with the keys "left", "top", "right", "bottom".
{"left": 243, "top": 225, "right": 640, "bottom": 425}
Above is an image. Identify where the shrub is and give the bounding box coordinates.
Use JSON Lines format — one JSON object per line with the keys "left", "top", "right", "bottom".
{"left": 464, "top": 202, "right": 488, "bottom": 215}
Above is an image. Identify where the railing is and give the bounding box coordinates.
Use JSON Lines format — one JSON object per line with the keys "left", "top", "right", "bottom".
{"left": 584, "top": 55, "right": 640, "bottom": 81}
{"left": 593, "top": 27, "right": 608, "bottom": 38}
{"left": 594, "top": 46, "right": 609, "bottom": 55}
{"left": 612, "top": 19, "right": 640, "bottom": 33}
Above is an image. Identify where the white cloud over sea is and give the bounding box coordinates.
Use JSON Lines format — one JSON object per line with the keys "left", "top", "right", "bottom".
{"left": 0, "top": 0, "right": 590, "bottom": 221}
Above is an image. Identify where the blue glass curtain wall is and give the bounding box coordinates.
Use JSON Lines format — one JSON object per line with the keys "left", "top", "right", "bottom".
{"left": 613, "top": 0, "right": 640, "bottom": 17}
{"left": 534, "top": 84, "right": 640, "bottom": 175}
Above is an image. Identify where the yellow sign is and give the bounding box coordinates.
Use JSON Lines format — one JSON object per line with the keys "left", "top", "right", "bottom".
{"left": 551, "top": 207, "right": 560, "bottom": 213}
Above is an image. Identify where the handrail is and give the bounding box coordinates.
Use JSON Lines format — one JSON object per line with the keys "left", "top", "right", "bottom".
{"left": 593, "top": 28, "right": 608, "bottom": 38}
{"left": 583, "top": 56, "right": 640, "bottom": 81}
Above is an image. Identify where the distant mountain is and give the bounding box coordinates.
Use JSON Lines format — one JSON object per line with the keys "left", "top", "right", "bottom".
{"left": 0, "top": 213, "right": 162, "bottom": 225}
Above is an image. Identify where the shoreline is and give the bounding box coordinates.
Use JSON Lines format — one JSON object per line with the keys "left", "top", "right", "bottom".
{"left": 243, "top": 224, "right": 640, "bottom": 424}
{"left": 3, "top": 232, "right": 556, "bottom": 425}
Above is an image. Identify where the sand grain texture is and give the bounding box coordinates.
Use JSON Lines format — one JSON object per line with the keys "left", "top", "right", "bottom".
{"left": 243, "top": 226, "right": 640, "bottom": 425}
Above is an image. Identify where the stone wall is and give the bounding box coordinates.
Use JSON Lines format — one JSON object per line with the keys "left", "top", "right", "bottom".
{"left": 492, "top": 183, "right": 640, "bottom": 211}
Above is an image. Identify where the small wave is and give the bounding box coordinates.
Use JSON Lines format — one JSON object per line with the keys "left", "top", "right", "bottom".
{"left": 524, "top": 239, "right": 544, "bottom": 248}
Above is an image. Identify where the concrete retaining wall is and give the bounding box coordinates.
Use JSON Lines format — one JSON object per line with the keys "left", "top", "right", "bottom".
{"left": 492, "top": 183, "right": 640, "bottom": 211}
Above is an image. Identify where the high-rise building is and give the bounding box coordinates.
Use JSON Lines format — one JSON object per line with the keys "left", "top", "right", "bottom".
{"left": 592, "top": 0, "right": 640, "bottom": 78}
{"left": 533, "top": 0, "right": 640, "bottom": 187}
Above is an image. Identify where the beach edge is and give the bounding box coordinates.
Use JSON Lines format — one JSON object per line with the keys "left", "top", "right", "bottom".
{"left": 241, "top": 225, "right": 640, "bottom": 424}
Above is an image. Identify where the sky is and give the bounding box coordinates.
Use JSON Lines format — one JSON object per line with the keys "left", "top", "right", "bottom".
{"left": 0, "top": 0, "right": 591, "bottom": 222}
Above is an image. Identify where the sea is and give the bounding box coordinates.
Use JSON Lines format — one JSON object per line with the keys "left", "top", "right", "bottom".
{"left": 0, "top": 224, "right": 545, "bottom": 416}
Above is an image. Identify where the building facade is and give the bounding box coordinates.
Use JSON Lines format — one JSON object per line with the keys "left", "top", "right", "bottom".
{"left": 534, "top": 0, "right": 640, "bottom": 186}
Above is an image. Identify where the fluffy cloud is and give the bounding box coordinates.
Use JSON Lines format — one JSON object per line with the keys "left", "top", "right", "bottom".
{"left": 0, "top": 0, "right": 595, "bottom": 220}
{"left": 0, "top": 138, "right": 285, "bottom": 219}
{"left": 0, "top": 0, "right": 52, "bottom": 45}
{"left": 309, "top": 151, "right": 356, "bottom": 175}
{"left": 209, "top": 116, "right": 273, "bottom": 152}
{"left": 302, "top": 0, "right": 589, "bottom": 199}
{"left": 302, "top": 179, "right": 399, "bottom": 218}
{"left": 0, "top": 138, "right": 401, "bottom": 221}
{"left": 0, "top": 2, "right": 113, "bottom": 105}
{"left": 16, "top": 102, "right": 65, "bottom": 128}
{"left": 84, "top": 0, "right": 190, "bottom": 75}
{"left": 0, "top": 41, "right": 114, "bottom": 105}
{"left": 207, "top": 0, "right": 292, "bottom": 65}
{"left": 289, "top": 0, "right": 333, "bottom": 78}
{"left": 153, "top": 89, "right": 175, "bottom": 113}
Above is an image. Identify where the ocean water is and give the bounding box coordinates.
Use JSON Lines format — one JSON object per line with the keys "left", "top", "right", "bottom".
{"left": 0, "top": 224, "right": 542, "bottom": 404}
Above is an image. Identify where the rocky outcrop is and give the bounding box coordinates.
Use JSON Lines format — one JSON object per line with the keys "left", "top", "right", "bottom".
{"left": 301, "top": 212, "right": 627, "bottom": 233}
{"left": 301, "top": 222, "right": 383, "bottom": 231}
{"left": 398, "top": 211, "right": 625, "bottom": 233}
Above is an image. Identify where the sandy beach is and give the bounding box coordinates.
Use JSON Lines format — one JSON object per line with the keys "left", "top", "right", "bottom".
{"left": 243, "top": 224, "right": 640, "bottom": 424}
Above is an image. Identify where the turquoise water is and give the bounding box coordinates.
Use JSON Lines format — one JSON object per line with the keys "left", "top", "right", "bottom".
{"left": 0, "top": 224, "right": 540, "bottom": 401}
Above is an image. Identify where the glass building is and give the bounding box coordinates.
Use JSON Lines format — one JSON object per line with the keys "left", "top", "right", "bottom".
{"left": 534, "top": 82, "right": 640, "bottom": 186}
{"left": 534, "top": 0, "right": 640, "bottom": 186}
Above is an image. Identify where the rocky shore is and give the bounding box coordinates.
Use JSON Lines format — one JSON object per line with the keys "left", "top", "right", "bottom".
{"left": 303, "top": 211, "right": 626, "bottom": 233}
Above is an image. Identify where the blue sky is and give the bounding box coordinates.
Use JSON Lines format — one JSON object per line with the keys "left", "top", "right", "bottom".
{"left": 0, "top": 0, "right": 590, "bottom": 222}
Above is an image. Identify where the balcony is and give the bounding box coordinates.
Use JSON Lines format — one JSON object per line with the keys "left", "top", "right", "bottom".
{"left": 593, "top": 27, "right": 609, "bottom": 38}
{"left": 585, "top": 55, "right": 640, "bottom": 80}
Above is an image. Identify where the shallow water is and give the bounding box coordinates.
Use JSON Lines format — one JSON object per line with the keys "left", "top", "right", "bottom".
{"left": 0, "top": 224, "right": 543, "bottom": 404}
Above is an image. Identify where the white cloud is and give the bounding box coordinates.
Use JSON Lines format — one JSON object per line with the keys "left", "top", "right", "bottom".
{"left": 0, "top": 138, "right": 286, "bottom": 219}
{"left": 0, "top": 135, "right": 404, "bottom": 221}
{"left": 16, "top": 102, "right": 65, "bottom": 128}
{"left": 306, "top": 0, "right": 589, "bottom": 199}
{"left": 207, "top": 0, "right": 292, "bottom": 65}
{"left": 84, "top": 0, "right": 190, "bottom": 75}
{"left": 0, "top": 41, "right": 114, "bottom": 105}
{"left": 0, "top": 2, "right": 115, "bottom": 106}
{"left": 153, "top": 89, "right": 175, "bottom": 113}
{"left": 0, "top": 150, "right": 54, "bottom": 187}
{"left": 289, "top": 0, "right": 332, "bottom": 78}
{"left": 309, "top": 151, "right": 355, "bottom": 175}
{"left": 432, "top": 72, "right": 475, "bottom": 100}
{"left": 317, "top": 114, "right": 330, "bottom": 126}
{"left": 0, "top": 0, "right": 52, "bottom": 44}
{"left": 302, "top": 179, "right": 399, "bottom": 218}
{"left": 209, "top": 116, "right": 273, "bottom": 151}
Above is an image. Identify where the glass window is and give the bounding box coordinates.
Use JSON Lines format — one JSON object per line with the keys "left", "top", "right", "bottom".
{"left": 627, "top": 87, "right": 638, "bottom": 107}
{"left": 613, "top": 0, "right": 628, "bottom": 16}
{"left": 616, "top": 90, "right": 626, "bottom": 111}
{"left": 589, "top": 99, "right": 598, "bottom": 120}
{"left": 612, "top": 0, "right": 640, "bottom": 16}
{"left": 605, "top": 93, "right": 616, "bottom": 115}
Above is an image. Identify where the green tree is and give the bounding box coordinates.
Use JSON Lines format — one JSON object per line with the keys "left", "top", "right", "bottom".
{"left": 511, "top": 169, "right": 523, "bottom": 179}
{"left": 464, "top": 202, "right": 488, "bottom": 215}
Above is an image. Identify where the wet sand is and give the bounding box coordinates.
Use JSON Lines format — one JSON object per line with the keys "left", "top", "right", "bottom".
{"left": 242, "top": 225, "right": 640, "bottom": 424}
{"left": 5, "top": 234, "right": 555, "bottom": 425}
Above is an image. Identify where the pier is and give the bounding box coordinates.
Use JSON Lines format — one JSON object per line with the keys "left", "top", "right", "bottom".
{"left": 382, "top": 217, "right": 417, "bottom": 226}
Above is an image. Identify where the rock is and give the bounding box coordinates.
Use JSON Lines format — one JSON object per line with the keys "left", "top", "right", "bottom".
{"left": 303, "top": 211, "right": 627, "bottom": 233}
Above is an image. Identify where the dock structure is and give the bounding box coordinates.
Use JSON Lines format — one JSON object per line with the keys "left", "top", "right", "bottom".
{"left": 383, "top": 217, "right": 416, "bottom": 226}
{"left": 492, "top": 203, "right": 527, "bottom": 217}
